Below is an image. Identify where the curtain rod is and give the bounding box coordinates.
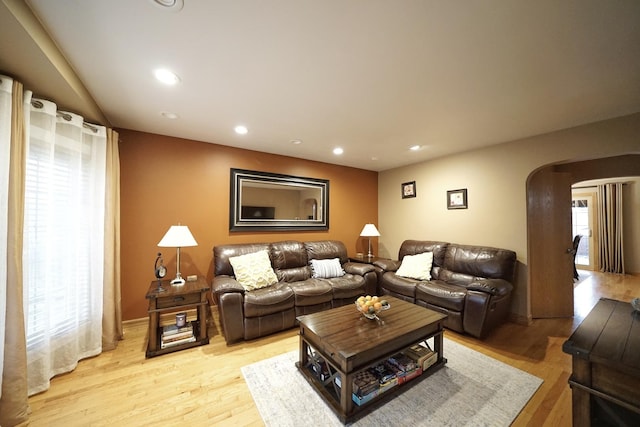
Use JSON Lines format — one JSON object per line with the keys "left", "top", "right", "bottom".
{"left": 573, "top": 182, "right": 631, "bottom": 190}
{"left": 30, "top": 99, "right": 99, "bottom": 133}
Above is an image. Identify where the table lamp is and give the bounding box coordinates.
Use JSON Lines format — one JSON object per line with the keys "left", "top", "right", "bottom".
{"left": 360, "top": 223, "right": 380, "bottom": 258}
{"left": 158, "top": 224, "right": 198, "bottom": 285}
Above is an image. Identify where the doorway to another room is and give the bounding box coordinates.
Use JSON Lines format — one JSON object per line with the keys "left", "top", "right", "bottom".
{"left": 571, "top": 190, "right": 596, "bottom": 272}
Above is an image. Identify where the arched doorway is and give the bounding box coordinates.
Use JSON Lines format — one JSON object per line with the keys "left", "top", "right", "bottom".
{"left": 527, "top": 154, "right": 640, "bottom": 318}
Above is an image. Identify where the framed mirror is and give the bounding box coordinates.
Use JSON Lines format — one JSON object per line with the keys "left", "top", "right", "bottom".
{"left": 230, "top": 168, "right": 330, "bottom": 231}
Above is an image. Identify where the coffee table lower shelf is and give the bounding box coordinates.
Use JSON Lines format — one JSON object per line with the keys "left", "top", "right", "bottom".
{"left": 295, "top": 337, "right": 446, "bottom": 423}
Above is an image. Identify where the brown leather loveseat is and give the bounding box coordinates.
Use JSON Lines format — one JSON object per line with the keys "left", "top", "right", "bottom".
{"left": 212, "top": 240, "right": 377, "bottom": 344}
{"left": 375, "top": 240, "right": 516, "bottom": 338}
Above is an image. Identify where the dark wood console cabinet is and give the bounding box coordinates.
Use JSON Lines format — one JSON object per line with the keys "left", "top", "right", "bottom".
{"left": 562, "top": 298, "right": 640, "bottom": 426}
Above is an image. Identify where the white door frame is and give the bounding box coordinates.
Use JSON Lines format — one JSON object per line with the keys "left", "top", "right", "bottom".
{"left": 571, "top": 190, "right": 597, "bottom": 270}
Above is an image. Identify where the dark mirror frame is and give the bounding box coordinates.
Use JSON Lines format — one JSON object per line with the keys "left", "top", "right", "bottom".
{"left": 229, "top": 168, "right": 330, "bottom": 231}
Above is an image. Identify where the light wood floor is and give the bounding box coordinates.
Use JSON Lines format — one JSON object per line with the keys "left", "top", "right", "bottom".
{"left": 19, "top": 271, "right": 640, "bottom": 426}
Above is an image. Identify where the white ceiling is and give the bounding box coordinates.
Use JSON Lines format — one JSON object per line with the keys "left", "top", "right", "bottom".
{"left": 5, "top": 0, "right": 640, "bottom": 171}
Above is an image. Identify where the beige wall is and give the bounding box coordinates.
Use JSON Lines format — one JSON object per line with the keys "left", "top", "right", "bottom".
{"left": 379, "top": 112, "right": 640, "bottom": 320}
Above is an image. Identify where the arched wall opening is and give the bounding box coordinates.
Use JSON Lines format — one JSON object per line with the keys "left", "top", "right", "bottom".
{"left": 526, "top": 154, "right": 640, "bottom": 318}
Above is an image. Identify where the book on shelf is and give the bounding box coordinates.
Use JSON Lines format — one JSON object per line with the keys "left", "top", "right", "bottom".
{"left": 387, "top": 353, "right": 419, "bottom": 373}
{"left": 369, "top": 362, "right": 398, "bottom": 393}
{"left": 161, "top": 330, "right": 194, "bottom": 343}
{"left": 404, "top": 344, "right": 438, "bottom": 371}
{"left": 162, "top": 322, "right": 194, "bottom": 336}
{"left": 385, "top": 359, "right": 422, "bottom": 385}
{"left": 351, "top": 369, "right": 379, "bottom": 397}
{"left": 160, "top": 334, "right": 196, "bottom": 349}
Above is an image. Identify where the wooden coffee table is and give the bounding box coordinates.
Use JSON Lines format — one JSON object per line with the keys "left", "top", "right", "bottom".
{"left": 296, "top": 295, "right": 447, "bottom": 423}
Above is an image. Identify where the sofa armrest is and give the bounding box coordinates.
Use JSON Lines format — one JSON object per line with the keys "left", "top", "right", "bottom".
{"left": 372, "top": 259, "right": 401, "bottom": 272}
{"left": 212, "top": 275, "right": 245, "bottom": 295}
{"left": 344, "top": 261, "right": 375, "bottom": 276}
{"left": 467, "top": 278, "right": 513, "bottom": 297}
{"left": 218, "top": 292, "right": 245, "bottom": 344}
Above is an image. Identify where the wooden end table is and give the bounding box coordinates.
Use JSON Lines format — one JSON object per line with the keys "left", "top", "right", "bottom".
{"left": 145, "top": 277, "right": 210, "bottom": 358}
{"left": 348, "top": 255, "right": 388, "bottom": 265}
{"left": 296, "top": 295, "right": 447, "bottom": 423}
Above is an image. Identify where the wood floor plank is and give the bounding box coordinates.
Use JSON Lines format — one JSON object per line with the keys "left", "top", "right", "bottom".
{"left": 17, "top": 270, "right": 640, "bottom": 426}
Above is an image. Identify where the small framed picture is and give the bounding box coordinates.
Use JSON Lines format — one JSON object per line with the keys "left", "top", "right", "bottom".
{"left": 402, "top": 181, "right": 416, "bottom": 199}
{"left": 447, "top": 189, "right": 468, "bottom": 209}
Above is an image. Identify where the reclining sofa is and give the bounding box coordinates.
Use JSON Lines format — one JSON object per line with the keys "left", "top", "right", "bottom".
{"left": 212, "top": 240, "right": 377, "bottom": 344}
{"left": 375, "top": 240, "right": 517, "bottom": 338}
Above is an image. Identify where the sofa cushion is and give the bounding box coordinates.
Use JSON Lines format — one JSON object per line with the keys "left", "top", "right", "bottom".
{"left": 270, "top": 240, "right": 311, "bottom": 282}
{"left": 229, "top": 250, "right": 278, "bottom": 291}
{"left": 310, "top": 258, "right": 345, "bottom": 278}
{"left": 399, "top": 240, "right": 448, "bottom": 269}
{"left": 380, "top": 271, "right": 419, "bottom": 300}
{"left": 287, "top": 279, "right": 334, "bottom": 306}
{"left": 328, "top": 274, "right": 368, "bottom": 300}
{"left": 243, "top": 282, "right": 295, "bottom": 317}
{"left": 305, "top": 240, "right": 348, "bottom": 264}
{"left": 415, "top": 280, "right": 467, "bottom": 312}
{"left": 395, "top": 251, "right": 433, "bottom": 281}
{"left": 437, "top": 268, "right": 476, "bottom": 286}
{"left": 443, "top": 244, "right": 516, "bottom": 282}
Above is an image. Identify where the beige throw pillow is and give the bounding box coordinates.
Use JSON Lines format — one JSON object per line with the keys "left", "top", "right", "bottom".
{"left": 395, "top": 251, "right": 433, "bottom": 281}
{"left": 229, "top": 250, "right": 278, "bottom": 291}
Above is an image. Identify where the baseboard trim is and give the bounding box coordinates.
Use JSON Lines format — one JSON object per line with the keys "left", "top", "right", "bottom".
{"left": 123, "top": 317, "right": 147, "bottom": 326}
{"left": 509, "top": 312, "right": 532, "bottom": 326}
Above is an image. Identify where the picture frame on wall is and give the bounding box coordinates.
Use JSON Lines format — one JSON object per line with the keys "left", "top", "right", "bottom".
{"left": 447, "top": 188, "right": 468, "bottom": 209}
{"left": 402, "top": 181, "right": 416, "bottom": 199}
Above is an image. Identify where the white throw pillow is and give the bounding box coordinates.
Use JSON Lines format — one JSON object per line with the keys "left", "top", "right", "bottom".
{"left": 310, "top": 258, "right": 345, "bottom": 279}
{"left": 395, "top": 252, "right": 433, "bottom": 281}
{"left": 229, "top": 250, "right": 278, "bottom": 291}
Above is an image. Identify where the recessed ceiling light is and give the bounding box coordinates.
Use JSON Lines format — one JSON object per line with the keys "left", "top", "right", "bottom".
{"left": 409, "top": 145, "right": 421, "bottom": 151}
{"left": 160, "top": 111, "right": 179, "bottom": 119}
{"left": 154, "top": 68, "right": 181, "bottom": 85}
{"left": 149, "top": 0, "right": 184, "bottom": 12}
{"left": 234, "top": 125, "right": 248, "bottom": 135}
{"left": 290, "top": 139, "right": 303, "bottom": 145}
{"left": 333, "top": 147, "right": 344, "bottom": 155}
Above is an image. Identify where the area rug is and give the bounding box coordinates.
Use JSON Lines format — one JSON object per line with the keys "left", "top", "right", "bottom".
{"left": 241, "top": 338, "right": 542, "bottom": 426}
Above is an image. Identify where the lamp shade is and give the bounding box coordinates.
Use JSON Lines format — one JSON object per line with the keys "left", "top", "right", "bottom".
{"left": 158, "top": 225, "right": 198, "bottom": 248}
{"left": 360, "top": 223, "right": 380, "bottom": 237}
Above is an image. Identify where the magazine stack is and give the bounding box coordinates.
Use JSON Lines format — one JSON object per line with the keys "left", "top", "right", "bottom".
{"left": 160, "top": 322, "right": 195, "bottom": 349}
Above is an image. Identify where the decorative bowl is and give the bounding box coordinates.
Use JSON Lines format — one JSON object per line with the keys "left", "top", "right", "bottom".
{"left": 355, "top": 296, "right": 390, "bottom": 320}
{"left": 632, "top": 298, "right": 640, "bottom": 311}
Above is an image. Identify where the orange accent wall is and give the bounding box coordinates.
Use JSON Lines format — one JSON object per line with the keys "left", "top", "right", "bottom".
{"left": 118, "top": 129, "right": 378, "bottom": 320}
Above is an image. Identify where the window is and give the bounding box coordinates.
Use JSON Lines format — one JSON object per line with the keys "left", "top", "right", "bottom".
{"left": 23, "top": 101, "right": 106, "bottom": 395}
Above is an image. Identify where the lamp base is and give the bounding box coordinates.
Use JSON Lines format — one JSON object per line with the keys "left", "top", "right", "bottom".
{"left": 171, "top": 277, "right": 185, "bottom": 286}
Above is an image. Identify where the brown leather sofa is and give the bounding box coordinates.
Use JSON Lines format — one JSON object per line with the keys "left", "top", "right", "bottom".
{"left": 375, "top": 240, "right": 516, "bottom": 338}
{"left": 212, "top": 240, "right": 377, "bottom": 344}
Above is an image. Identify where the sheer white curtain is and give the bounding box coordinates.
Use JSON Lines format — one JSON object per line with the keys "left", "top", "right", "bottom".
{"left": 0, "top": 75, "right": 12, "bottom": 398}
{"left": 24, "top": 98, "right": 107, "bottom": 395}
